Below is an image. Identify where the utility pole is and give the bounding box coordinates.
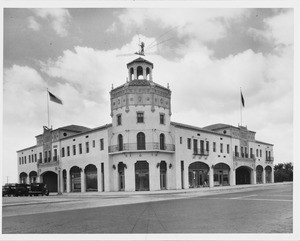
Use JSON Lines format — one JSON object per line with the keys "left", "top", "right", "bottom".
{"left": 6, "top": 176, "right": 9, "bottom": 184}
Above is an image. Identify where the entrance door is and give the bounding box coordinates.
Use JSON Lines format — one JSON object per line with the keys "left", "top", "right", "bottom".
{"left": 236, "top": 166, "right": 251, "bottom": 185}
{"left": 135, "top": 161, "right": 149, "bottom": 191}
{"left": 160, "top": 161, "right": 167, "bottom": 190}
{"left": 118, "top": 162, "right": 125, "bottom": 191}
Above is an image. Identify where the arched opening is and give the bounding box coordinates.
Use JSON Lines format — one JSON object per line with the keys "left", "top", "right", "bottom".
{"left": 118, "top": 162, "right": 126, "bottom": 191}
{"left": 70, "top": 166, "right": 81, "bottom": 192}
{"left": 118, "top": 134, "right": 123, "bottom": 151}
{"left": 41, "top": 171, "right": 58, "bottom": 192}
{"left": 213, "top": 163, "right": 230, "bottom": 186}
{"left": 135, "top": 161, "right": 149, "bottom": 191}
{"left": 256, "top": 165, "right": 263, "bottom": 184}
{"left": 137, "top": 66, "right": 143, "bottom": 79}
{"left": 62, "top": 169, "right": 67, "bottom": 192}
{"left": 188, "top": 162, "right": 209, "bottom": 188}
{"left": 137, "top": 132, "right": 146, "bottom": 150}
{"left": 160, "top": 161, "right": 167, "bottom": 190}
{"left": 85, "top": 164, "right": 97, "bottom": 192}
{"left": 265, "top": 166, "right": 272, "bottom": 183}
{"left": 130, "top": 67, "right": 134, "bottom": 80}
{"left": 19, "top": 172, "right": 28, "bottom": 184}
{"left": 236, "top": 166, "right": 251, "bottom": 185}
{"left": 29, "top": 171, "right": 37, "bottom": 184}
{"left": 160, "top": 133, "right": 165, "bottom": 150}
{"left": 146, "top": 67, "right": 151, "bottom": 80}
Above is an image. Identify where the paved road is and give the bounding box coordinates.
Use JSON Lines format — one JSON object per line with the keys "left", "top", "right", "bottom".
{"left": 2, "top": 183, "right": 292, "bottom": 233}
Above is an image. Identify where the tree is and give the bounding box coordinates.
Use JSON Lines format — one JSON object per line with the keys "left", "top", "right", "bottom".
{"left": 274, "top": 162, "right": 293, "bottom": 182}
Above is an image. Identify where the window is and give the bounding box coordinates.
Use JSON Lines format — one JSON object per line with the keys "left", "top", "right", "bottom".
{"left": 86, "top": 142, "right": 89, "bottom": 153}
{"left": 137, "top": 132, "right": 146, "bottom": 150}
{"left": 79, "top": 144, "right": 82, "bottom": 154}
{"left": 213, "top": 142, "right": 216, "bottom": 152}
{"left": 100, "top": 139, "right": 104, "bottom": 150}
{"left": 19, "top": 157, "right": 21, "bottom": 165}
{"left": 73, "top": 145, "right": 76, "bottom": 155}
{"left": 48, "top": 151, "right": 51, "bottom": 161}
{"left": 160, "top": 113, "right": 165, "bottom": 124}
{"left": 256, "top": 149, "right": 258, "bottom": 157}
{"left": 200, "top": 140, "right": 204, "bottom": 154}
{"left": 118, "top": 134, "right": 123, "bottom": 151}
{"left": 117, "top": 114, "right": 122, "bottom": 126}
{"left": 160, "top": 133, "right": 165, "bottom": 150}
{"left": 220, "top": 143, "right": 223, "bottom": 153}
{"left": 241, "top": 146, "right": 244, "bottom": 157}
{"left": 93, "top": 140, "right": 95, "bottom": 148}
{"left": 137, "top": 112, "right": 144, "bottom": 123}
{"left": 260, "top": 149, "right": 262, "bottom": 157}
{"left": 24, "top": 156, "right": 26, "bottom": 164}
{"left": 29, "top": 155, "right": 31, "bottom": 163}
{"left": 180, "top": 137, "right": 182, "bottom": 144}
{"left": 193, "top": 139, "right": 198, "bottom": 154}
{"left": 67, "top": 146, "right": 70, "bottom": 156}
{"left": 187, "top": 138, "right": 191, "bottom": 149}
{"left": 62, "top": 148, "right": 65, "bottom": 157}
{"left": 44, "top": 151, "right": 47, "bottom": 162}
{"left": 227, "top": 144, "right": 230, "bottom": 154}
{"left": 39, "top": 152, "right": 42, "bottom": 162}
{"left": 206, "top": 141, "right": 209, "bottom": 152}
{"left": 35, "top": 154, "right": 37, "bottom": 162}
{"left": 250, "top": 148, "right": 253, "bottom": 157}
{"left": 235, "top": 145, "right": 238, "bottom": 156}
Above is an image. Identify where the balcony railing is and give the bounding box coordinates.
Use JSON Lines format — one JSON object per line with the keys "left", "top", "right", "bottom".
{"left": 108, "top": 142, "right": 175, "bottom": 153}
{"left": 266, "top": 157, "right": 274, "bottom": 163}
{"left": 193, "top": 148, "right": 209, "bottom": 156}
{"left": 233, "top": 152, "right": 255, "bottom": 161}
{"left": 53, "top": 156, "right": 58, "bottom": 162}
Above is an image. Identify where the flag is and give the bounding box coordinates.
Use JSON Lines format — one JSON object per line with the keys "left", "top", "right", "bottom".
{"left": 48, "top": 91, "right": 63, "bottom": 105}
{"left": 241, "top": 91, "right": 245, "bottom": 107}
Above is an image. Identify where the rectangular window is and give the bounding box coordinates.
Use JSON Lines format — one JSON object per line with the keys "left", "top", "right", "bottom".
{"left": 39, "top": 152, "right": 42, "bottom": 162}
{"left": 227, "top": 144, "right": 230, "bottom": 154}
{"left": 93, "top": 140, "right": 95, "bottom": 148}
{"left": 62, "top": 148, "right": 65, "bottom": 157}
{"left": 19, "top": 157, "right": 21, "bottom": 165}
{"left": 180, "top": 137, "right": 182, "bottom": 144}
{"left": 117, "top": 114, "right": 122, "bottom": 126}
{"left": 200, "top": 140, "right": 204, "bottom": 153}
{"left": 137, "top": 112, "right": 144, "bottom": 123}
{"left": 79, "top": 143, "right": 82, "bottom": 154}
{"left": 86, "top": 142, "right": 89, "bottom": 153}
{"left": 44, "top": 151, "right": 47, "bottom": 162}
{"left": 35, "top": 154, "right": 37, "bottom": 162}
{"left": 235, "top": 145, "right": 238, "bottom": 156}
{"left": 193, "top": 139, "right": 198, "bottom": 154}
{"left": 67, "top": 147, "right": 70, "bottom": 156}
{"left": 220, "top": 143, "right": 223, "bottom": 153}
{"left": 260, "top": 149, "right": 262, "bottom": 157}
{"left": 100, "top": 139, "right": 104, "bottom": 150}
{"left": 24, "top": 156, "right": 26, "bottom": 164}
{"left": 213, "top": 142, "right": 216, "bottom": 152}
{"left": 256, "top": 149, "right": 258, "bottom": 157}
{"left": 187, "top": 138, "right": 191, "bottom": 149}
{"left": 160, "top": 113, "right": 165, "bottom": 124}
{"left": 29, "top": 155, "right": 31, "bottom": 163}
{"left": 73, "top": 145, "right": 76, "bottom": 155}
{"left": 250, "top": 148, "right": 253, "bottom": 156}
{"left": 206, "top": 141, "right": 209, "bottom": 152}
{"left": 21, "top": 156, "right": 23, "bottom": 164}
{"left": 48, "top": 151, "right": 51, "bottom": 162}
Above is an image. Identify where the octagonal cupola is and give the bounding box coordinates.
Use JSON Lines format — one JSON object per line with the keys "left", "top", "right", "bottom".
{"left": 127, "top": 57, "right": 153, "bottom": 81}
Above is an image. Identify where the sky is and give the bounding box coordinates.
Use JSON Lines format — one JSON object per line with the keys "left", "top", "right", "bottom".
{"left": 2, "top": 6, "right": 295, "bottom": 184}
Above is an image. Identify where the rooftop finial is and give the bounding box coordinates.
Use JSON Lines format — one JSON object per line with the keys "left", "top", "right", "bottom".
{"left": 111, "top": 84, "right": 114, "bottom": 90}
{"left": 167, "top": 83, "right": 169, "bottom": 89}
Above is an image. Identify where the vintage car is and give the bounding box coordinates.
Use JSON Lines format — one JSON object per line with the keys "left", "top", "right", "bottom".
{"left": 2, "top": 183, "right": 17, "bottom": 197}
{"left": 15, "top": 183, "right": 30, "bottom": 196}
{"left": 29, "top": 183, "right": 49, "bottom": 196}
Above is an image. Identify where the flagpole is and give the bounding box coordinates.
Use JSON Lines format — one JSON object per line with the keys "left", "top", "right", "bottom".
{"left": 240, "top": 87, "right": 242, "bottom": 126}
{"left": 47, "top": 88, "right": 50, "bottom": 128}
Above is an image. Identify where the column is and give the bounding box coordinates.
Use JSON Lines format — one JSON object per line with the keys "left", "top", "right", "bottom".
{"left": 66, "top": 169, "right": 70, "bottom": 193}
{"left": 81, "top": 169, "right": 85, "bottom": 192}
{"left": 26, "top": 176, "right": 29, "bottom": 184}
{"left": 36, "top": 175, "right": 41, "bottom": 183}
{"left": 58, "top": 169, "right": 63, "bottom": 195}
{"left": 252, "top": 169, "right": 257, "bottom": 185}
{"left": 209, "top": 167, "right": 214, "bottom": 188}
{"left": 97, "top": 165, "right": 102, "bottom": 192}
{"left": 262, "top": 169, "right": 266, "bottom": 184}
{"left": 184, "top": 162, "right": 189, "bottom": 189}
{"left": 125, "top": 162, "right": 135, "bottom": 192}
{"left": 230, "top": 169, "right": 236, "bottom": 186}
{"left": 271, "top": 169, "right": 274, "bottom": 183}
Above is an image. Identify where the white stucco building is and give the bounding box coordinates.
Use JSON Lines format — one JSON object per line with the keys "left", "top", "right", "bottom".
{"left": 17, "top": 57, "right": 274, "bottom": 193}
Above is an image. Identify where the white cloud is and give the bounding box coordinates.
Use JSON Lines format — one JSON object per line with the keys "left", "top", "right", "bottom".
{"left": 31, "top": 8, "right": 71, "bottom": 37}
{"left": 248, "top": 9, "right": 293, "bottom": 47}
{"left": 27, "top": 16, "right": 40, "bottom": 31}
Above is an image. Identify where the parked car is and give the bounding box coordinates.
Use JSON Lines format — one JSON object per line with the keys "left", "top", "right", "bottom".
{"left": 29, "top": 183, "right": 49, "bottom": 196}
{"left": 15, "top": 183, "right": 30, "bottom": 196}
{"left": 2, "top": 184, "right": 17, "bottom": 197}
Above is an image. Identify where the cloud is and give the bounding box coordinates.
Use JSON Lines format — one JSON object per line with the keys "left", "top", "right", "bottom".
{"left": 30, "top": 8, "right": 71, "bottom": 37}
{"left": 248, "top": 9, "right": 293, "bottom": 47}
{"left": 111, "top": 9, "right": 249, "bottom": 42}
{"left": 27, "top": 16, "right": 40, "bottom": 31}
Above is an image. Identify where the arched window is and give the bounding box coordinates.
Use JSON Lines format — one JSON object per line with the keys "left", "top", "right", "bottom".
{"left": 160, "top": 133, "right": 165, "bottom": 150}
{"left": 146, "top": 67, "right": 150, "bottom": 80}
{"left": 137, "top": 132, "right": 146, "bottom": 150}
{"left": 130, "top": 67, "right": 134, "bottom": 80}
{"left": 137, "top": 66, "right": 143, "bottom": 79}
{"left": 118, "top": 134, "right": 123, "bottom": 151}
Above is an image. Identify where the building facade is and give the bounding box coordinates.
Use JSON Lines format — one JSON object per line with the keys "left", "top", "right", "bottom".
{"left": 17, "top": 57, "right": 275, "bottom": 193}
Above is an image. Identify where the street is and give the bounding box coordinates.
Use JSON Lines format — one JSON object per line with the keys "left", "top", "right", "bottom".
{"left": 2, "top": 183, "right": 292, "bottom": 233}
